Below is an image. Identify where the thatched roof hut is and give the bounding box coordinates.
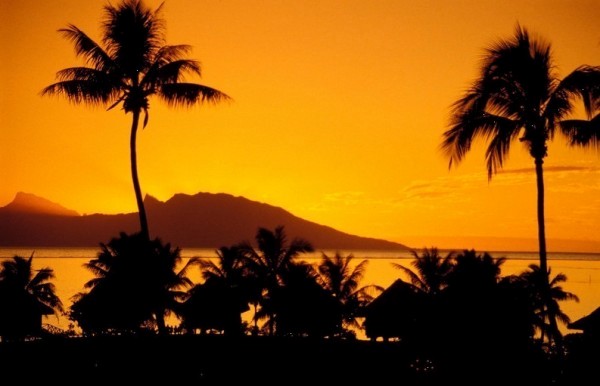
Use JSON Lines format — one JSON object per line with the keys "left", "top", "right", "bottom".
{"left": 568, "top": 306, "right": 600, "bottom": 337}
{"left": 363, "top": 279, "right": 426, "bottom": 341}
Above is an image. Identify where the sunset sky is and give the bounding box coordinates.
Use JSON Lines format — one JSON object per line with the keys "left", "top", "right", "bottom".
{"left": 1, "top": 0, "right": 599, "bottom": 252}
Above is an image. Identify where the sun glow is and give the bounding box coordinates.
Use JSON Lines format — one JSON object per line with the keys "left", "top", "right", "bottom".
{"left": 1, "top": 0, "right": 599, "bottom": 252}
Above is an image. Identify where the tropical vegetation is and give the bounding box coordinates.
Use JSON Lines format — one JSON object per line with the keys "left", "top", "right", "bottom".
{"left": 0, "top": 254, "right": 63, "bottom": 340}
{"left": 440, "top": 24, "right": 600, "bottom": 348}
{"left": 68, "top": 232, "right": 195, "bottom": 335}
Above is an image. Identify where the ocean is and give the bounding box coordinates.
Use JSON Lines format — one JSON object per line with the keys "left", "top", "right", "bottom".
{"left": 2, "top": 247, "right": 599, "bottom": 337}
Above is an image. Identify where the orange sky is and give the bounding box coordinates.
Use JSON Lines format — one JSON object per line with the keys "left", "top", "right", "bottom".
{"left": 1, "top": 0, "right": 599, "bottom": 252}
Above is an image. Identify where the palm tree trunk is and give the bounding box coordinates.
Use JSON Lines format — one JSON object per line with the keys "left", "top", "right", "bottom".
{"left": 535, "top": 157, "right": 547, "bottom": 277}
{"left": 130, "top": 110, "right": 150, "bottom": 241}
{"left": 535, "top": 157, "right": 562, "bottom": 351}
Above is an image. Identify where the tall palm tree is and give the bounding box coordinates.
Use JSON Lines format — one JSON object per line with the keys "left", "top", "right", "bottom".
{"left": 238, "top": 225, "right": 314, "bottom": 335}
{"left": 440, "top": 24, "right": 600, "bottom": 345}
{"left": 42, "top": 0, "right": 230, "bottom": 241}
{"left": 318, "top": 252, "right": 382, "bottom": 336}
{"left": 0, "top": 254, "right": 63, "bottom": 338}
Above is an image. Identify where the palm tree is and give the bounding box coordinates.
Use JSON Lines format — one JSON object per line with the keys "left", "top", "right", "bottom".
{"left": 238, "top": 225, "right": 314, "bottom": 335}
{"left": 318, "top": 252, "right": 382, "bottom": 337}
{"left": 440, "top": 24, "right": 600, "bottom": 345}
{"left": 179, "top": 245, "right": 250, "bottom": 335}
{"left": 70, "top": 232, "right": 194, "bottom": 335}
{"left": 42, "top": 0, "right": 230, "bottom": 241}
{"left": 197, "top": 245, "right": 247, "bottom": 286}
{"left": 0, "top": 254, "right": 63, "bottom": 338}
{"left": 446, "top": 249, "right": 505, "bottom": 290}
{"left": 519, "top": 263, "right": 579, "bottom": 347}
{"left": 272, "top": 261, "right": 339, "bottom": 337}
{"left": 379, "top": 247, "right": 454, "bottom": 348}
{"left": 392, "top": 247, "right": 454, "bottom": 296}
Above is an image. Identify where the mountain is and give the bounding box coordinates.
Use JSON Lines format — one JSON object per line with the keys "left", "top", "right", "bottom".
{"left": 0, "top": 192, "right": 409, "bottom": 250}
{"left": 0, "top": 192, "right": 80, "bottom": 217}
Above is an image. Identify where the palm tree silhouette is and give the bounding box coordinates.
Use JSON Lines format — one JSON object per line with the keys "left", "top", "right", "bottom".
{"left": 389, "top": 247, "right": 454, "bottom": 350}
{"left": 198, "top": 245, "right": 247, "bottom": 286}
{"left": 519, "top": 263, "right": 579, "bottom": 347}
{"left": 0, "top": 254, "right": 63, "bottom": 339}
{"left": 42, "top": 0, "right": 230, "bottom": 241}
{"left": 272, "top": 261, "right": 338, "bottom": 337}
{"left": 180, "top": 245, "right": 250, "bottom": 335}
{"left": 392, "top": 247, "right": 454, "bottom": 296}
{"left": 440, "top": 24, "right": 600, "bottom": 346}
{"left": 238, "top": 225, "right": 314, "bottom": 336}
{"left": 446, "top": 249, "right": 505, "bottom": 290}
{"left": 318, "top": 252, "right": 382, "bottom": 337}
{"left": 70, "top": 232, "right": 194, "bottom": 335}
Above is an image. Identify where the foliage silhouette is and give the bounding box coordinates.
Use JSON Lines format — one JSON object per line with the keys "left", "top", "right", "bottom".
{"left": 271, "top": 261, "right": 339, "bottom": 337}
{"left": 370, "top": 248, "right": 454, "bottom": 349}
{"left": 440, "top": 24, "right": 600, "bottom": 347}
{"left": 237, "top": 225, "right": 314, "bottom": 336}
{"left": 179, "top": 245, "right": 250, "bottom": 335}
{"left": 0, "top": 254, "right": 63, "bottom": 340}
{"left": 518, "top": 263, "right": 579, "bottom": 346}
{"left": 69, "top": 232, "right": 194, "bottom": 335}
{"left": 318, "top": 252, "right": 382, "bottom": 337}
{"left": 392, "top": 247, "right": 454, "bottom": 296}
{"left": 364, "top": 248, "right": 561, "bottom": 383}
{"left": 42, "top": 0, "right": 230, "bottom": 241}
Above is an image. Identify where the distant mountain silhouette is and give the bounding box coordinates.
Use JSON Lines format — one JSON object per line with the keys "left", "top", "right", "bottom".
{"left": 0, "top": 192, "right": 80, "bottom": 217}
{"left": 0, "top": 192, "right": 409, "bottom": 250}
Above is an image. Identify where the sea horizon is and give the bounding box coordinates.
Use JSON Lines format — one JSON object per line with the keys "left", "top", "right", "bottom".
{"left": 1, "top": 246, "right": 600, "bottom": 261}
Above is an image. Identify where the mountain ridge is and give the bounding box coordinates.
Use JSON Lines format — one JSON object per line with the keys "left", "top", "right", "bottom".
{"left": 0, "top": 191, "right": 409, "bottom": 251}
{"left": 0, "top": 192, "right": 80, "bottom": 217}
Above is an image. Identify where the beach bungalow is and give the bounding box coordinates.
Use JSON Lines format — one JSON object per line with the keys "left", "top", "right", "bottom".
{"left": 363, "top": 279, "right": 426, "bottom": 342}
{"left": 178, "top": 279, "right": 250, "bottom": 335}
{"left": 568, "top": 306, "right": 600, "bottom": 339}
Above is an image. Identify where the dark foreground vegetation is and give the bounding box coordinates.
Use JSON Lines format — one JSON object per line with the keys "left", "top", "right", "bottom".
{"left": 0, "top": 333, "right": 598, "bottom": 385}
{"left": 1, "top": 228, "right": 596, "bottom": 385}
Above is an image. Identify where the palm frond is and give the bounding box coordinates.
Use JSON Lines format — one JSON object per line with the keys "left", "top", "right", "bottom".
{"left": 560, "top": 114, "right": 600, "bottom": 148}
{"left": 41, "top": 79, "right": 119, "bottom": 106}
{"left": 58, "top": 25, "right": 113, "bottom": 71}
{"left": 558, "top": 65, "right": 600, "bottom": 118}
{"left": 159, "top": 83, "right": 231, "bottom": 107}
{"left": 28, "top": 268, "right": 56, "bottom": 288}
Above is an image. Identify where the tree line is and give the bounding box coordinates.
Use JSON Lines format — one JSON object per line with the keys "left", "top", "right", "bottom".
{"left": 0, "top": 226, "right": 579, "bottom": 346}
{"left": 0, "top": 227, "right": 590, "bottom": 384}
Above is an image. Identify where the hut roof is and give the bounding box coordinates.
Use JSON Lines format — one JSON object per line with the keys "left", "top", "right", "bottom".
{"left": 568, "top": 306, "right": 600, "bottom": 333}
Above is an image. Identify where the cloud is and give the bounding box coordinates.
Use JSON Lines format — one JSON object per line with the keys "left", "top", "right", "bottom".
{"left": 498, "top": 165, "right": 599, "bottom": 175}
{"left": 323, "top": 191, "right": 365, "bottom": 205}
